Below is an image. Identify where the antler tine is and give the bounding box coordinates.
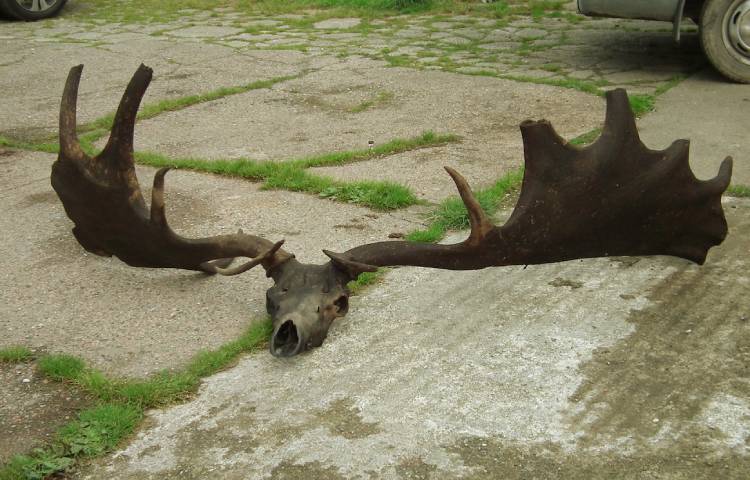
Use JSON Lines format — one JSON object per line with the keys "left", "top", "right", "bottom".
{"left": 600, "top": 88, "right": 640, "bottom": 145}
{"left": 52, "top": 64, "right": 293, "bottom": 275}
{"left": 444, "top": 167, "right": 493, "bottom": 247}
{"left": 101, "top": 63, "right": 153, "bottom": 162}
{"left": 150, "top": 167, "right": 170, "bottom": 228}
{"left": 151, "top": 167, "right": 287, "bottom": 275}
{"left": 707, "top": 156, "right": 734, "bottom": 195}
{"left": 59, "top": 64, "right": 86, "bottom": 161}
{"left": 202, "top": 240, "right": 286, "bottom": 276}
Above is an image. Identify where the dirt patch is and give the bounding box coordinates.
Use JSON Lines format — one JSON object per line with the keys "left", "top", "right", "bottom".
{"left": 16, "top": 190, "right": 59, "bottom": 208}
{"left": 312, "top": 398, "right": 380, "bottom": 440}
{"left": 568, "top": 200, "right": 750, "bottom": 450}
{"left": 447, "top": 436, "right": 750, "bottom": 480}
{"left": 548, "top": 277, "right": 584, "bottom": 289}
{"left": 395, "top": 457, "right": 439, "bottom": 479}
{"left": 269, "top": 460, "right": 347, "bottom": 480}
{"left": 0, "top": 359, "right": 91, "bottom": 464}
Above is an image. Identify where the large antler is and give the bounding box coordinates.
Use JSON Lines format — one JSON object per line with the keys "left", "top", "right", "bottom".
{"left": 326, "top": 89, "right": 733, "bottom": 272}
{"left": 51, "top": 65, "right": 291, "bottom": 274}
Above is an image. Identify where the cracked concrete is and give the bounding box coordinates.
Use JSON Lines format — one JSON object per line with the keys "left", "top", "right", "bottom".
{"left": 0, "top": 37, "right": 303, "bottom": 140}
{"left": 127, "top": 57, "right": 603, "bottom": 168}
{"left": 638, "top": 70, "right": 750, "bottom": 185}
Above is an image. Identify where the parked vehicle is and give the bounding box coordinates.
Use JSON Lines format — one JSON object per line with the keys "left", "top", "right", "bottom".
{"left": 0, "top": 0, "right": 68, "bottom": 21}
{"left": 578, "top": 0, "right": 750, "bottom": 83}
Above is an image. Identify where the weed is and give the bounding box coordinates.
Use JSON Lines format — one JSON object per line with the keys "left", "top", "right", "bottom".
{"left": 0, "top": 346, "right": 33, "bottom": 363}
{"left": 57, "top": 404, "right": 142, "bottom": 456}
{"left": 0, "top": 319, "right": 273, "bottom": 479}
{"left": 499, "top": 74, "right": 605, "bottom": 96}
{"left": 2, "top": 449, "right": 73, "bottom": 480}
{"left": 569, "top": 128, "right": 601, "bottom": 146}
{"left": 347, "top": 269, "right": 388, "bottom": 294}
{"left": 727, "top": 184, "right": 750, "bottom": 197}
{"left": 384, "top": 53, "right": 416, "bottom": 68}
{"left": 79, "top": 74, "right": 300, "bottom": 139}
{"left": 0, "top": 136, "right": 58, "bottom": 154}
{"left": 37, "top": 355, "right": 86, "bottom": 381}
{"left": 347, "top": 90, "right": 395, "bottom": 113}
{"left": 316, "top": 180, "right": 418, "bottom": 210}
{"left": 654, "top": 74, "right": 689, "bottom": 96}
{"left": 628, "top": 94, "right": 655, "bottom": 117}
{"left": 135, "top": 131, "right": 457, "bottom": 210}
{"left": 407, "top": 168, "right": 523, "bottom": 242}
{"left": 295, "top": 131, "right": 459, "bottom": 168}
{"left": 489, "top": 0, "right": 510, "bottom": 18}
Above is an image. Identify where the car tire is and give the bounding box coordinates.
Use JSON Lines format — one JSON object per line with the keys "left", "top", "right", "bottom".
{"left": 700, "top": 0, "right": 750, "bottom": 82}
{"left": 0, "top": 0, "right": 67, "bottom": 21}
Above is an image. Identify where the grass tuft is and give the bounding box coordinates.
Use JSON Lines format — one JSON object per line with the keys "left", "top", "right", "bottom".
{"left": 569, "top": 128, "right": 601, "bottom": 146}
{"left": 0, "top": 346, "right": 34, "bottom": 363}
{"left": 57, "top": 404, "right": 143, "bottom": 457}
{"left": 80, "top": 74, "right": 300, "bottom": 138}
{"left": 347, "top": 91, "right": 395, "bottom": 113}
{"left": 499, "top": 74, "right": 605, "bottom": 96}
{"left": 0, "top": 136, "right": 59, "bottom": 154}
{"left": 1, "top": 318, "right": 273, "bottom": 479}
{"left": 628, "top": 94, "right": 655, "bottom": 117}
{"left": 295, "top": 131, "right": 459, "bottom": 168}
{"left": 407, "top": 168, "right": 523, "bottom": 242}
{"left": 347, "top": 269, "right": 388, "bottom": 295}
{"left": 727, "top": 184, "right": 750, "bottom": 197}
{"left": 37, "top": 355, "right": 86, "bottom": 381}
{"left": 136, "top": 131, "right": 457, "bottom": 210}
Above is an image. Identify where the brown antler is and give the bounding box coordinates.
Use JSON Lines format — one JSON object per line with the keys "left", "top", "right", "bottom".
{"left": 51, "top": 64, "right": 291, "bottom": 274}
{"left": 326, "top": 89, "right": 733, "bottom": 272}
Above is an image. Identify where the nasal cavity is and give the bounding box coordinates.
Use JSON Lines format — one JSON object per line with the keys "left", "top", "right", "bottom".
{"left": 271, "top": 320, "right": 302, "bottom": 357}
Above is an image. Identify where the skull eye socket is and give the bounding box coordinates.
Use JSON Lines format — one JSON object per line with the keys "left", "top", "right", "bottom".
{"left": 265, "top": 292, "right": 279, "bottom": 314}
{"left": 334, "top": 295, "right": 349, "bottom": 313}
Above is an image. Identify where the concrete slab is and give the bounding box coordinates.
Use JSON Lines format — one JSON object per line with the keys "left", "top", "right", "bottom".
{"left": 314, "top": 18, "right": 361, "bottom": 30}
{"left": 638, "top": 70, "right": 750, "bottom": 185}
{"left": 166, "top": 26, "right": 244, "bottom": 39}
{"left": 128, "top": 57, "right": 604, "bottom": 167}
{"left": 78, "top": 200, "right": 750, "bottom": 479}
{"left": 0, "top": 149, "right": 418, "bottom": 378}
{"left": 309, "top": 143, "right": 523, "bottom": 203}
{"left": 0, "top": 37, "right": 304, "bottom": 140}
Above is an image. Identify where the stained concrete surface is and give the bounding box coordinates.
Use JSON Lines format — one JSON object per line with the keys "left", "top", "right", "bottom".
{"left": 638, "top": 70, "right": 750, "bottom": 185}
{"left": 79, "top": 199, "right": 750, "bottom": 479}
{"left": 0, "top": 37, "right": 304, "bottom": 140}
{"left": 126, "top": 58, "right": 604, "bottom": 165}
{"left": 309, "top": 143, "right": 521, "bottom": 203}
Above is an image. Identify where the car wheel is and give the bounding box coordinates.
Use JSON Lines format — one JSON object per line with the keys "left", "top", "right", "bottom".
{"left": 0, "top": 0, "right": 67, "bottom": 21}
{"left": 700, "top": 0, "right": 750, "bottom": 82}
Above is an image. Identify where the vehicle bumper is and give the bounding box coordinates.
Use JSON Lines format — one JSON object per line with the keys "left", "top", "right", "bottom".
{"left": 577, "top": 0, "right": 680, "bottom": 22}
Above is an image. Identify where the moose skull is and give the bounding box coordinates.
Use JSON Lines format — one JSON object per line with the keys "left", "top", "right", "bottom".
{"left": 265, "top": 260, "right": 351, "bottom": 357}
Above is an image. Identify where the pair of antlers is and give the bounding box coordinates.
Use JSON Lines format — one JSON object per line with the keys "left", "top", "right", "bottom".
{"left": 52, "top": 64, "right": 732, "bottom": 282}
